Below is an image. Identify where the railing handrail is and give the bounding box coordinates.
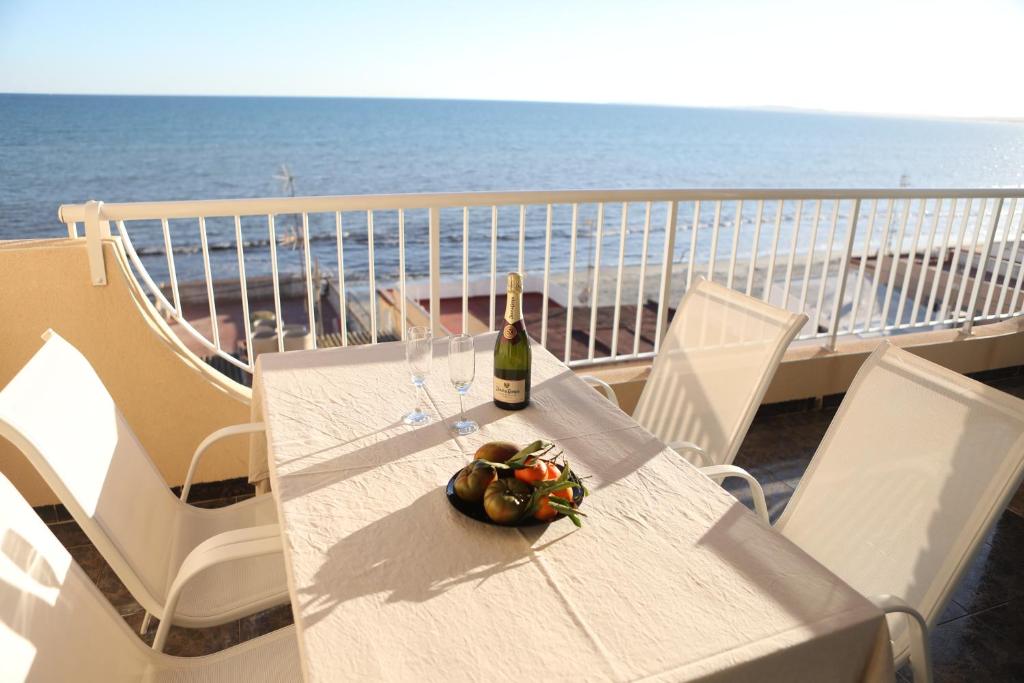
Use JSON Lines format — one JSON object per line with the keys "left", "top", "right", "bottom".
{"left": 58, "top": 187, "right": 1024, "bottom": 223}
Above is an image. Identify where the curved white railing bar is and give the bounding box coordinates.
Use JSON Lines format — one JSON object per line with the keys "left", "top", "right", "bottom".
{"left": 60, "top": 188, "right": 1024, "bottom": 378}
{"left": 114, "top": 220, "right": 252, "bottom": 372}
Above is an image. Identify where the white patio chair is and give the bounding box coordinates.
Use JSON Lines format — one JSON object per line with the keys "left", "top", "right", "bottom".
{"left": 0, "top": 330, "right": 289, "bottom": 652}
{"left": 710, "top": 343, "right": 1024, "bottom": 681}
{"left": 582, "top": 277, "right": 806, "bottom": 466}
{"left": 0, "top": 472, "right": 300, "bottom": 682}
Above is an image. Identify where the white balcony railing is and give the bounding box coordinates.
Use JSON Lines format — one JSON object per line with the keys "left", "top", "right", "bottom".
{"left": 58, "top": 189, "right": 1024, "bottom": 376}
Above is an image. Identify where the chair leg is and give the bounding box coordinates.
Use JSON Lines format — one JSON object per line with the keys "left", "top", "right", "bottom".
{"left": 140, "top": 611, "right": 152, "bottom": 635}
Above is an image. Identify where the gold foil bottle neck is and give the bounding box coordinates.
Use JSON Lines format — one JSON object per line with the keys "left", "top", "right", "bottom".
{"left": 506, "top": 272, "right": 524, "bottom": 293}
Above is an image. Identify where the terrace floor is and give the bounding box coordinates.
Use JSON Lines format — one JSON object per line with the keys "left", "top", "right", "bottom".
{"left": 35, "top": 369, "right": 1024, "bottom": 681}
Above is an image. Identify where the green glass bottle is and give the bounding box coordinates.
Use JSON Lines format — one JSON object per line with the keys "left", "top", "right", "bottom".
{"left": 493, "top": 272, "right": 532, "bottom": 410}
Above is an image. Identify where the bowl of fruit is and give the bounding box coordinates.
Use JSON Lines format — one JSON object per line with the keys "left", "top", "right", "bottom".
{"left": 446, "top": 440, "right": 587, "bottom": 527}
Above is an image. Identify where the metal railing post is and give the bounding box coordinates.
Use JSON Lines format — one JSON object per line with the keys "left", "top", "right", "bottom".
{"left": 428, "top": 206, "right": 442, "bottom": 336}
{"left": 962, "top": 198, "right": 1003, "bottom": 335}
{"left": 826, "top": 199, "right": 861, "bottom": 351}
{"left": 654, "top": 201, "right": 679, "bottom": 351}
{"left": 83, "top": 200, "right": 110, "bottom": 286}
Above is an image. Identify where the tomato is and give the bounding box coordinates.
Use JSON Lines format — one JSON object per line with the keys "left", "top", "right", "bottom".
{"left": 453, "top": 460, "right": 497, "bottom": 503}
{"left": 474, "top": 441, "right": 520, "bottom": 463}
{"left": 483, "top": 479, "right": 532, "bottom": 525}
{"left": 515, "top": 459, "right": 559, "bottom": 485}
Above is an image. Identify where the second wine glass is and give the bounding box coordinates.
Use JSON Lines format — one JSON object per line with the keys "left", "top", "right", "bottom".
{"left": 448, "top": 334, "right": 478, "bottom": 435}
{"left": 403, "top": 326, "right": 432, "bottom": 426}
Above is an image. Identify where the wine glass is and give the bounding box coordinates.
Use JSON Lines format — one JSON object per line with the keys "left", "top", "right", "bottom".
{"left": 448, "top": 334, "right": 478, "bottom": 435}
{"left": 403, "top": 326, "right": 432, "bottom": 426}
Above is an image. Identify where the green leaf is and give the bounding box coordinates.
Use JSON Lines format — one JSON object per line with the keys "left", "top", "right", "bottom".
{"left": 523, "top": 489, "right": 542, "bottom": 517}
{"left": 507, "top": 440, "right": 547, "bottom": 466}
{"left": 550, "top": 502, "right": 586, "bottom": 517}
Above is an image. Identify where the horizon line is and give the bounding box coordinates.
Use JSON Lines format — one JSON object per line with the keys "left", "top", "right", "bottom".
{"left": 1, "top": 90, "right": 1020, "bottom": 125}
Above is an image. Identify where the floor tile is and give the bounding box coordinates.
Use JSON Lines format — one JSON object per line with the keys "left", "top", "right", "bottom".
{"left": 937, "top": 599, "right": 968, "bottom": 625}
{"left": 31, "top": 503, "right": 73, "bottom": 524}
{"left": 190, "top": 497, "right": 238, "bottom": 509}
{"left": 721, "top": 477, "right": 794, "bottom": 524}
{"left": 33, "top": 504, "right": 61, "bottom": 524}
{"left": 988, "top": 376, "right": 1024, "bottom": 400}
{"left": 126, "top": 611, "right": 241, "bottom": 657}
{"left": 733, "top": 411, "right": 831, "bottom": 487}
{"left": 951, "top": 512, "right": 1024, "bottom": 614}
{"left": 67, "top": 544, "right": 140, "bottom": 616}
{"left": 929, "top": 600, "right": 1024, "bottom": 682}
{"left": 173, "top": 477, "right": 255, "bottom": 504}
{"left": 1008, "top": 483, "right": 1024, "bottom": 518}
{"left": 47, "top": 520, "right": 91, "bottom": 549}
{"left": 239, "top": 603, "right": 294, "bottom": 642}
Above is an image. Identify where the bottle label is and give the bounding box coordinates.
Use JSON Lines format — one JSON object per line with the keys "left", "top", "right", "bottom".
{"left": 493, "top": 377, "right": 526, "bottom": 403}
{"left": 504, "top": 290, "right": 522, "bottom": 324}
{"left": 502, "top": 324, "right": 518, "bottom": 340}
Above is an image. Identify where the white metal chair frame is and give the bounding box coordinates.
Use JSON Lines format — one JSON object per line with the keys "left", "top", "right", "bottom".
{"left": 700, "top": 432, "right": 933, "bottom": 682}
{"left": 700, "top": 344, "right": 1024, "bottom": 682}
{"left": 0, "top": 331, "right": 289, "bottom": 652}
{"left": 581, "top": 277, "right": 807, "bottom": 468}
{"left": 142, "top": 419, "right": 273, "bottom": 649}
{"left": 0, "top": 472, "right": 300, "bottom": 682}
{"left": 181, "top": 421, "right": 267, "bottom": 502}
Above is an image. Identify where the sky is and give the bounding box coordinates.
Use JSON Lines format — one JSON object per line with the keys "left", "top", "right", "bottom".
{"left": 1, "top": 0, "right": 1022, "bottom": 119}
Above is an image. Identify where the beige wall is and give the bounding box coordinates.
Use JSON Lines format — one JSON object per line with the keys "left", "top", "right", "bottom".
{"left": 0, "top": 238, "right": 253, "bottom": 506}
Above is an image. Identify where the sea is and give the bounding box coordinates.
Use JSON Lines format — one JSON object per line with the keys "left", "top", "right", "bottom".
{"left": 2, "top": 94, "right": 1023, "bottom": 286}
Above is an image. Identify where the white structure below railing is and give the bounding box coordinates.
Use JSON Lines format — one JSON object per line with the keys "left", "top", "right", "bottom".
{"left": 59, "top": 188, "right": 1024, "bottom": 375}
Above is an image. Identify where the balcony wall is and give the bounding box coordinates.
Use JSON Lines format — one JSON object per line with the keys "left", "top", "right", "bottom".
{"left": 0, "top": 238, "right": 252, "bottom": 506}
{"left": 585, "top": 316, "right": 1024, "bottom": 415}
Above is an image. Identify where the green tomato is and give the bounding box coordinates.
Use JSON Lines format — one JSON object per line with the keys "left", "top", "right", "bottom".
{"left": 454, "top": 460, "right": 497, "bottom": 503}
{"left": 483, "top": 478, "right": 532, "bottom": 525}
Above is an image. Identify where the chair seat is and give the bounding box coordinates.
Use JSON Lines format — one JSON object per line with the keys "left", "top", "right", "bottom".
{"left": 171, "top": 494, "right": 289, "bottom": 626}
{"left": 150, "top": 625, "right": 301, "bottom": 683}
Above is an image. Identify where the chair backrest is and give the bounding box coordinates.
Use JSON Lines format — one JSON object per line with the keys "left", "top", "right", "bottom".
{"left": 0, "top": 472, "right": 151, "bottom": 681}
{"left": 632, "top": 278, "right": 807, "bottom": 465}
{"left": 776, "top": 344, "right": 1024, "bottom": 656}
{"left": 0, "top": 331, "right": 181, "bottom": 609}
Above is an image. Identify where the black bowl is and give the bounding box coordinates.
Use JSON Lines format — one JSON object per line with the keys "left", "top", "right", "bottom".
{"left": 446, "top": 464, "right": 584, "bottom": 527}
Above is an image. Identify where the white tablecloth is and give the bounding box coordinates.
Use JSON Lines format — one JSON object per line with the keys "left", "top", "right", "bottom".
{"left": 252, "top": 333, "right": 894, "bottom": 682}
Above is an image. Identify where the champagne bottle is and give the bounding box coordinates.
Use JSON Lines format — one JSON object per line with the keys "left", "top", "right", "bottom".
{"left": 493, "top": 272, "right": 532, "bottom": 410}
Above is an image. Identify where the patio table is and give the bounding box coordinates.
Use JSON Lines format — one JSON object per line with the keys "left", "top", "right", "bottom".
{"left": 251, "top": 333, "right": 894, "bottom": 682}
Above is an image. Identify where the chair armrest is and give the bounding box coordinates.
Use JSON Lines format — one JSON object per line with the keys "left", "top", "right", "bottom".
{"left": 152, "top": 524, "right": 283, "bottom": 652}
{"left": 668, "top": 440, "right": 711, "bottom": 467}
{"left": 870, "top": 594, "right": 932, "bottom": 683}
{"left": 182, "top": 422, "right": 266, "bottom": 502}
{"left": 699, "top": 465, "right": 769, "bottom": 523}
{"left": 578, "top": 375, "right": 619, "bottom": 407}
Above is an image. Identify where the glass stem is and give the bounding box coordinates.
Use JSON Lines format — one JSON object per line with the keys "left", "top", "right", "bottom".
{"left": 415, "top": 382, "right": 424, "bottom": 414}
{"left": 459, "top": 392, "right": 465, "bottom": 423}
